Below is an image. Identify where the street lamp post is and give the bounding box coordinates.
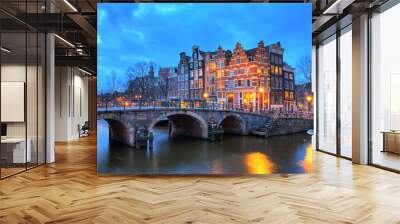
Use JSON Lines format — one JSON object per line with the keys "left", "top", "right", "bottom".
{"left": 203, "top": 92, "right": 209, "bottom": 109}
{"left": 306, "top": 94, "right": 313, "bottom": 117}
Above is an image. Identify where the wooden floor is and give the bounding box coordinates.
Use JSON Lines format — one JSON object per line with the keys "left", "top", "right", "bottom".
{"left": 1, "top": 135, "right": 400, "bottom": 224}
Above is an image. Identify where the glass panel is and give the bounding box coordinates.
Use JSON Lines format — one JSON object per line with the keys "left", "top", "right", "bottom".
{"left": 317, "top": 35, "right": 337, "bottom": 154}
{"left": 1, "top": 30, "right": 27, "bottom": 177}
{"left": 0, "top": 1, "right": 46, "bottom": 178}
{"left": 371, "top": 4, "right": 400, "bottom": 171}
{"left": 339, "top": 27, "right": 352, "bottom": 158}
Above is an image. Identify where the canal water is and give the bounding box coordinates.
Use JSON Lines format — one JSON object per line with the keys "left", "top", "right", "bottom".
{"left": 97, "top": 119, "right": 313, "bottom": 174}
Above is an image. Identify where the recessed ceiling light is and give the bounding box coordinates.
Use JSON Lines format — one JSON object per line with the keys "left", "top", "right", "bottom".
{"left": 54, "top": 34, "right": 75, "bottom": 48}
{"left": 1, "top": 47, "right": 11, "bottom": 53}
{"left": 63, "top": 0, "right": 78, "bottom": 12}
{"left": 78, "top": 67, "right": 92, "bottom": 76}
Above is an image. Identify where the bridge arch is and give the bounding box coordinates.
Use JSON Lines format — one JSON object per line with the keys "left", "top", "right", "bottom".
{"left": 148, "top": 111, "right": 208, "bottom": 139}
{"left": 102, "top": 118, "right": 135, "bottom": 147}
{"left": 218, "top": 113, "right": 246, "bottom": 135}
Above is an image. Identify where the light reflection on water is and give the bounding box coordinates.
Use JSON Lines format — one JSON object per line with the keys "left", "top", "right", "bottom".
{"left": 245, "top": 152, "right": 276, "bottom": 174}
{"left": 97, "top": 119, "right": 313, "bottom": 174}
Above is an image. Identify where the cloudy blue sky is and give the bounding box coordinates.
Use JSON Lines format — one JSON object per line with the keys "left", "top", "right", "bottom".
{"left": 98, "top": 3, "right": 311, "bottom": 92}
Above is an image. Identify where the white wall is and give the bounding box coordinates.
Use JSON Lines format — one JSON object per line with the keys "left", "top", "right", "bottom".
{"left": 1, "top": 63, "right": 46, "bottom": 164}
{"left": 55, "top": 67, "right": 89, "bottom": 141}
{"left": 1, "top": 65, "right": 42, "bottom": 138}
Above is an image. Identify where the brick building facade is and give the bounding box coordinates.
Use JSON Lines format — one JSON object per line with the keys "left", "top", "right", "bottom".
{"left": 283, "top": 64, "right": 296, "bottom": 112}
{"left": 177, "top": 52, "right": 190, "bottom": 99}
{"left": 189, "top": 46, "right": 205, "bottom": 100}
{"left": 267, "top": 42, "right": 284, "bottom": 111}
{"left": 208, "top": 41, "right": 270, "bottom": 112}
{"left": 162, "top": 40, "right": 298, "bottom": 112}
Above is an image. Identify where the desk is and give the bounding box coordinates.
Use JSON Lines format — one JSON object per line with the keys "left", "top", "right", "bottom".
{"left": 382, "top": 131, "right": 400, "bottom": 154}
{"left": 1, "top": 138, "right": 31, "bottom": 163}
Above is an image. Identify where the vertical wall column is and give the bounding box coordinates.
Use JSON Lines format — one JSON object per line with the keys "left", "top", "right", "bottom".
{"left": 88, "top": 77, "right": 97, "bottom": 132}
{"left": 46, "top": 33, "right": 55, "bottom": 163}
{"left": 352, "top": 14, "right": 369, "bottom": 164}
{"left": 312, "top": 45, "right": 317, "bottom": 150}
{"left": 45, "top": 0, "right": 56, "bottom": 163}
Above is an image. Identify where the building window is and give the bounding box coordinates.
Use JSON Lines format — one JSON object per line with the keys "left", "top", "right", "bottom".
{"left": 230, "top": 70, "right": 234, "bottom": 77}
{"left": 237, "top": 58, "right": 241, "bottom": 64}
{"left": 219, "top": 60, "right": 224, "bottom": 68}
{"left": 247, "top": 80, "right": 251, "bottom": 87}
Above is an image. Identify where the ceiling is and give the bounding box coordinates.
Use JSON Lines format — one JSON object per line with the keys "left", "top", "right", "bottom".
{"left": 0, "top": 0, "right": 393, "bottom": 75}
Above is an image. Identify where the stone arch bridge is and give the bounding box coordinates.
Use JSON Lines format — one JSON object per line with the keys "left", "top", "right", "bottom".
{"left": 97, "top": 108, "right": 312, "bottom": 147}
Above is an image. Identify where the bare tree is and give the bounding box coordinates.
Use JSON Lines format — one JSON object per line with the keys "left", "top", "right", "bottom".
{"left": 297, "top": 55, "right": 311, "bottom": 84}
{"left": 126, "top": 61, "right": 157, "bottom": 107}
{"left": 109, "top": 70, "right": 119, "bottom": 96}
{"left": 101, "top": 70, "right": 119, "bottom": 109}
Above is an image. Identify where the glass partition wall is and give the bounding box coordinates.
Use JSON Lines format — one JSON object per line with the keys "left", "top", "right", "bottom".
{"left": 370, "top": 2, "right": 400, "bottom": 171}
{"left": 339, "top": 26, "right": 352, "bottom": 159}
{"left": 316, "top": 25, "right": 353, "bottom": 159}
{"left": 317, "top": 35, "right": 337, "bottom": 155}
{"left": 0, "top": 2, "right": 46, "bottom": 179}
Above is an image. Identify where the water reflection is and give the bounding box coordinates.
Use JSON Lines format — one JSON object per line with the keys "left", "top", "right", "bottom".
{"left": 245, "top": 152, "right": 276, "bottom": 174}
{"left": 97, "top": 119, "right": 313, "bottom": 174}
{"left": 300, "top": 144, "right": 313, "bottom": 173}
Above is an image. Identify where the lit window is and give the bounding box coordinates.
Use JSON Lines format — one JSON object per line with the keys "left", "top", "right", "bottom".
{"left": 219, "top": 61, "right": 224, "bottom": 68}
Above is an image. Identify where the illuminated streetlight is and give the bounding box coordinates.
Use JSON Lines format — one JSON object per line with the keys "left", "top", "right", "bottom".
{"left": 203, "top": 92, "right": 209, "bottom": 98}
{"left": 306, "top": 95, "right": 313, "bottom": 102}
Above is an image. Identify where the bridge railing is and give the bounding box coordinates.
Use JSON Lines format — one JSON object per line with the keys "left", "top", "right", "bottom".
{"left": 97, "top": 101, "right": 313, "bottom": 119}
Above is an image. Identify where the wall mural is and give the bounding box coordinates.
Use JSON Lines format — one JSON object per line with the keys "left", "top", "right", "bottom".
{"left": 97, "top": 3, "right": 313, "bottom": 174}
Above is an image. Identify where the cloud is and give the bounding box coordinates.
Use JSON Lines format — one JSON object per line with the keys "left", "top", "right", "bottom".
{"left": 121, "top": 26, "right": 145, "bottom": 41}
{"left": 99, "top": 3, "right": 312, "bottom": 92}
{"left": 98, "top": 9, "right": 107, "bottom": 23}
{"left": 118, "top": 54, "right": 150, "bottom": 63}
{"left": 133, "top": 3, "right": 194, "bottom": 19}
{"left": 154, "top": 5, "right": 178, "bottom": 14}
{"left": 132, "top": 4, "right": 146, "bottom": 18}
